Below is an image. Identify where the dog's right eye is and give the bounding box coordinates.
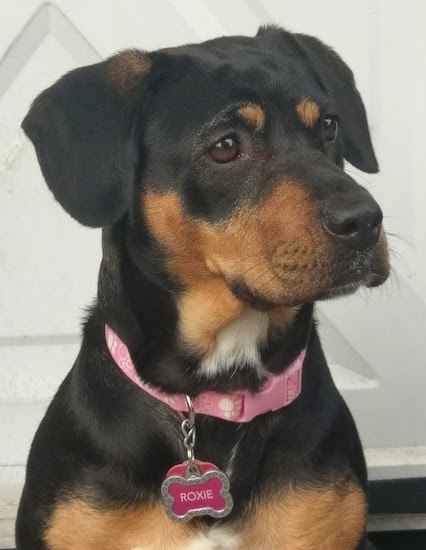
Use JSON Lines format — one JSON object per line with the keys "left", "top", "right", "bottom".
{"left": 207, "top": 135, "right": 241, "bottom": 163}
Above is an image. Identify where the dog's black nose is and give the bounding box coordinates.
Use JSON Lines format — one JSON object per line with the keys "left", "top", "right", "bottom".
{"left": 322, "top": 198, "right": 383, "bottom": 249}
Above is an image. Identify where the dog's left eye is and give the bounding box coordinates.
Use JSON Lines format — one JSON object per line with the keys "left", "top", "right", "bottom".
{"left": 322, "top": 116, "right": 339, "bottom": 142}
{"left": 207, "top": 134, "right": 241, "bottom": 163}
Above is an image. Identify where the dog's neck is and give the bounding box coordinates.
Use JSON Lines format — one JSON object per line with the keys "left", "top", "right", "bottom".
{"left": 199, "top": 308, "right": 269, "bottom": 378}
{"left": 95, "top": 224, "right": 313, "bottom": 395}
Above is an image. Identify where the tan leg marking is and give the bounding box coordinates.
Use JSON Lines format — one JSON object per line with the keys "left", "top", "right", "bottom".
{"left": 237, "top": 483, "right": 367, "bottom": 550}
{"left": 44, "top": 499, "right": 208, "bottom": 550}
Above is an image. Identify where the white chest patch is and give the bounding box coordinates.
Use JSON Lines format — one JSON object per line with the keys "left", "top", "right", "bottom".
{"left": 184, "top": 528, "right": 240, "bottom": 550}
{"left": 200, "top": 308, "right": 269, "bottom": 377}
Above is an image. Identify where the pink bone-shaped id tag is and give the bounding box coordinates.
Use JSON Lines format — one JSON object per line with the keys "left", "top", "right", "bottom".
{"left": 161, "top": 461, "right": 233, "bottom": 522}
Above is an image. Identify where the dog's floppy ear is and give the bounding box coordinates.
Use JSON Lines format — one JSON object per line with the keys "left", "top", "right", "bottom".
{"left": 22, "top": 50, "right": 152, "bottom": 227}
{"left": 292, "top": 33, "right": 378, "bottom": 173}
{"left": 258, "top": 26, "right": 378, "bottom": 173}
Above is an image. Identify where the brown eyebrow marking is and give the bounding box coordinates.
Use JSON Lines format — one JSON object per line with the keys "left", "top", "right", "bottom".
{"left": 296, "top": 99, "right": 320, "bottom": 128}
{"left": 236, "top": 103, "right": 265, "bottom": 131}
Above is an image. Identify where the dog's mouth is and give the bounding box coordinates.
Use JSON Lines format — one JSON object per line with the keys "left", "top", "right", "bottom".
{"left": 316, "top": 245, "right": 389, "bottom": 298}
{"left": 227, "top": 235, "right": 390, "bottom": 310}
{"left": 315, "top": 272, "right": 385, "bottom": 301}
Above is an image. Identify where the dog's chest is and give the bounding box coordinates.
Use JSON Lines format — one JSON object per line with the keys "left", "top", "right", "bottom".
{"left": 44, "top": 496, "right": 240, "bottom": 550}
{"left": 175, "top": 528, "right": 239, "bottom": 549}
{"left": 199, "top": 308, "right": 269, "bottom": 377}
{"left": 44, "top": 482, "right": 366, "bottom": 549}
{"left": 128, "top": 529, "right": 238, "bottom": 549}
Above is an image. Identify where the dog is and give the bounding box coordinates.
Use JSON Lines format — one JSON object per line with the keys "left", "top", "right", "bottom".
{"left": 16, "top": 25, "right": 389, "bottom": 549}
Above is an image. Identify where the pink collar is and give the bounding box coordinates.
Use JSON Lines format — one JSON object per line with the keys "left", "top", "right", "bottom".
{"left": 105, "top": 325, "right": 305, "bottom": 423}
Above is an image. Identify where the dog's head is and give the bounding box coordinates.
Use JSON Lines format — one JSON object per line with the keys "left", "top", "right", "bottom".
{"left": 23, "top": 26, "right": 389, "bottom": 352}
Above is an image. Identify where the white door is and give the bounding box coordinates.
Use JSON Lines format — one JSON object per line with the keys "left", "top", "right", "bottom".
{"left": 1, "top": 1, "right": 425, "bottom": 547}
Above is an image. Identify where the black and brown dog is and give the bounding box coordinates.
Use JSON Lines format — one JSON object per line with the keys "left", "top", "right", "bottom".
{"left": 16, "top": 25, "right": 389, "bottom": 549}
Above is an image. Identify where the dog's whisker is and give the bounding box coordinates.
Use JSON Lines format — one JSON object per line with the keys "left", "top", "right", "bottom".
{"left": 344, "top": 168, "right": 373, "bottom": 188}
{"left": 385, "top": 231, "right": 412, "bottom": 247}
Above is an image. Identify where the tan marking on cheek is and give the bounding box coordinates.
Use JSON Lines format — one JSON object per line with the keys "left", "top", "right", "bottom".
{"left": 107, "top": 49, "right": 152, "bottom": 95}
{"left": 296, "top": 99, "right": 320, "bottom": 128}
{"left": 259, "top": 184, "right": 332, "bottom": 303}
{"left": 44, "top": 499, "right": 206, "bottom": 550}
{"left": 236, "top": 103, "right": 265, "bottom": 131}
{"left": 143, "top": 186, "right": 319, "bottom": 353}
{"left": 143, "top": 190, "right": 194, "bottom": 259}
{"left": 211, "top": 184, "right": 326, "bottom": 304}
{"left": 237, "top": 483, "right": 366, "bottom": 550}
{"left": 143, "top": 191, "right": 244, "bottom": 353}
